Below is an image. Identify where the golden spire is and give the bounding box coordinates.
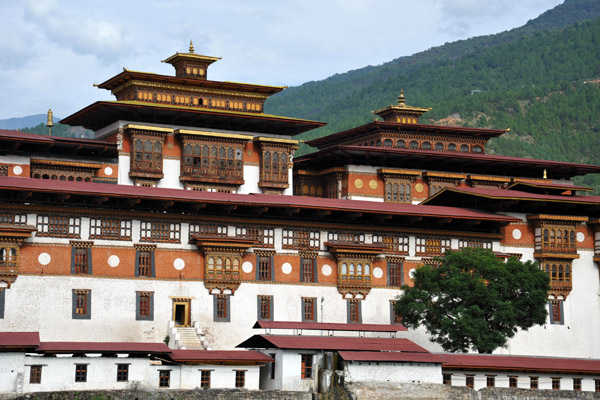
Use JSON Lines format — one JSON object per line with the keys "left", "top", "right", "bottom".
{"left": 189, "top": 40, "right": 195, "bottom": 53}
{"left": 543, "top": 169, "right": 547, "bottom": 179}
{"left": 46, "top": 108, "right": 54, "bottom": 136}
{"left": 398, "top": 88, "right": 405, "bottom": 105}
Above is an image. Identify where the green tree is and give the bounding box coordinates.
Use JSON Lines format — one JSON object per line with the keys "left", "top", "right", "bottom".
{"left": 395, "top": 248, "right": 549, "bottom": 353}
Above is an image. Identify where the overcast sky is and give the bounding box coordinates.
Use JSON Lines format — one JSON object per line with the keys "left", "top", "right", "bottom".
{"left": 0, "top": 0, "right": 563, "bottom": 120}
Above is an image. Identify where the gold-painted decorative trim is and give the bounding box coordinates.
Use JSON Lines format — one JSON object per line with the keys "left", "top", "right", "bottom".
{"left": 116, "top": 80, "right": 271, "bottom": 101}
{"left": 176, "top": 129, "right": 253, "bottom": 141}
{"left": 123, "top": 124, "right": 174, "bottom": 134}
{"left": 255, "top": 137, "right": 299, "bottom": 145}
{"left": 30, "top": 158, "right": 105, "bottom": 170}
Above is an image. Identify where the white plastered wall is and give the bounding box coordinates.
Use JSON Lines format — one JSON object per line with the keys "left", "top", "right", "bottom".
{"left": 345, "top": 361, "right": 442, "bottom": 385}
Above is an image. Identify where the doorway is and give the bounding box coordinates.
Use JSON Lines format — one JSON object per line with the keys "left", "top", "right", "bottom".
{"left": 172, "top": 299, "right": 191, "bottom": 327}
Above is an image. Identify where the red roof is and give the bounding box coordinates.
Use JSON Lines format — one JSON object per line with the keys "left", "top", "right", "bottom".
{"left": 339, "top": 351, "right": 443, "bottom": 364}
{"left": 169, "top": 350, "right": 273, "bottom": 363}
{"left": 253, "top": 321, "right": 407, "bottom": 332}
{"left": 237, "top": 335, "right": 429, "bottom": 353}
{"left": 440, "top": 353, "right": 600, "bottom": 374}
{"left": 506, "top": 181, "right": 592, "bottom": 192}
{"left": 0, "top": 176, "right": 518, "bottom": 223}
{"left": 425, "top": 186, "right": 600, "bottom": 205}
{"left": 0, "top": 332, "right": 40, "bottom": 348}
{"left": 36, "top": 342, "right": 171, "bottom": 354}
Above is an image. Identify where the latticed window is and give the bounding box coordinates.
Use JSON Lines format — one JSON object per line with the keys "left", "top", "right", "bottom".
{"left": 181, "top": 142, "right": 243, "bottom": 181}
{"left": 261, "top": 150, "right": 289, "bottom": 184}
{"left": 415, "top": 237, "right": 450, "bottom": 256}
{"left": 373, "top": 235, "right": 409, "bottom": 254}
{"left": 189, "top": 223, "right": 227, "bottom": 241}
{"left": 348, "top": 300, "right": 360, "bottom": 323}
{"left": 549, "top": 300, "right": 564, "bottom": 324}
{"left": 206, "top": 255, "right": 241, "bottom": 275}
{"left": 73, "top": 247, "right": 90, "bottom": 274}
{"left": 301, "top": 257, "right": 316, "bottom": 282}
{"left": 89, "top": 218, "right": 132, "bottom": 240}
{"left": 73, "top": 290, "right": 90, "bottom": 318}
{"left": 0, "top": 213, "right": 26, "bottom": 225}
{"left": 458, "top": 239, "right": 492, "bottom": 249}
{"left": 137, "top": 250, "right": 153, "bottom": 278}
{"left": 390, "top": 300, "right": 402, "bottom": 324}
{"left": 258, "top": 255, "right": 272, "bottom": 281}
{"left": 258, "top": 295, "right": 272, "bottom": 321}
{"left": 302, "top": 298, "right": 316, "bottom": 322}
{"left": 552, "top": 377, "right": 561, "bottom": 390}
{"left": 137, "top": 292, "right": 153, "bottom": 320}
{"left": 385, "top": 181, "right": 411, "bottom": 203}
{"left": 573, "top": 378, "right": 582, "bottom": 391}
{"left": 159, "top": 370, "right": 170, "bottom": 388}
{"left": 117, "top": 364, "right": 129, "bottom": 382}
{"left": 37, "top": 215, "right": 80, "bottom": 238}
{"left": 544, "top": 263, "right": 571, "bottom": 287}
{"left": 236, "top": 226, "right": 274, "bottom": 248}
{"left": 282, "top": 229, "right": 320, "bottom": 250}
{"left": 509, "top": 376, "right": 518, "bottom": 388}
{"left": 235, "top": 370, "right": 245, "bottom": 388}
{"left": 75, "top": 364, "right": 87, "bottom": 382}
{"left": 486, "top": 376, "right": 495, "bottom": 387}
{"left": 0, "top": 165, "right": 7, "bottom": 176}
{"left": 327, "top": 232, "right": 365, "bottom": 243}
{"left": 30, "top": 365, "right": 42, "bottom": 384}
{"left": 466, "top": 375, "right": 474, "bottom": 388}
{"left": 132, "top": 137, "right": 163, "bottom": 174}
{"left": 215, "top": 295, "right": 228, "bottom": 321}
{"left": 443, "top": 374, "right": 452, "bottom": 386}
{"left": 301, "top": 354, "right": 313, "bottom": 379}
{"left": 140, "top": 221, "right": 180, "bottom": 243}
{"left": 530, "top": 377, "right": 539, "bottom": 389}
{"left": 388, "top": 261, "right": 402, "bottom": 286}
{"left": 201, "top": 370, "right": 211, "bottom": 388}
{"left": 339, "top": 260, "right": 371, "bottom": 281}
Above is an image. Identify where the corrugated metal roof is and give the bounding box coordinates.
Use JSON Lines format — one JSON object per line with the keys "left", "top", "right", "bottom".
{"left": 339, "top": 351, "right": 443, "bottom": 363}
{"left": 237, "top": 335, "right": 429, "bottom": 353}
{"left": 427, "top": 186, "right": 600, "bottom": 204}
{"left": 440, "top": 353, "right": 600, "bottom": 374}
{"left": 36, "top": 342, "right": 171, "bottom": 354}
{"left": 0, "top": 332, "right": 40, "bottom": 348}
{"left": 0, "top": 176, "right": 519, "bottom": 222}
{"left": 169, "top": 350, "right": 273, "bottom": 363}
{"left": 253, "top": 321, "right": 407, "bottom": 332}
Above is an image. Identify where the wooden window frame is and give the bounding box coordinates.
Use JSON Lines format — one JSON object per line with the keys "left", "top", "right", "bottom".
{"left": 257, "top": 295, "right": 273, "bottom": 321}
{"left": 181, "top": 141, "right": 244, "bottom": 183}
{"left": 235, "top": 370, "right": 246, "bottom": 388}
{"left": 465, "top": 375, "right": 474, "bottom": 388}
{"left": 573, "top": 377, "right": 582, "bottom": 391}
{"left": 347, "top": 300, "right": 362, "bottom": 324}
{"left": 236, "top": 226, "right": 274, "bottom": 248}
{"left": 30, "top": 365, "right": 42, "bottom": 384}
{"left": 0, "top": 245, "right": 18, "bottom": 277}
{"left": 89, "top": 218, "right": 132, "bottom": 241}
{"left": 530, "top": 376, "right": 539, "bottom": 389}
{"left": 159, "top": 370, "right": 171, "bottom": 388}
{"left": 552, "top": 377, "right": 561, "bottom": 390}
{"left": 140, "top": 221, "right": 180, "bottom": 244}
{"left": 300, "top": 256, "right": 318, "bottom": 283}
{"left": 282, "top": 229, "right": 320, "bottom": 251}
{"left": 302, "top": 297, "right": 317, "bottom": 322}
{"left": 549, "top": 300, "right": 564, "bottom": 325}
{"left": 339, "top": 260, "right": 371, "bottom": 281}
{"left": 36, "top": 215, "right": 81, "bottom": 238}
{"left": 415, "top": 237, "right": 451, "bottom": 256}
{"left": 75, "top": 364, "right": 88, "bottom": 382}
{"left": 135, "top": 247, "right": 155, "bottom": 278}
{"left": 214, "top": 294, "right": 230, "bottom": 322}
{"left": 200, "top": 370, "right": 211, "bottom": 388}
{"left": 71, "top": 243, "right": 93, "bottom": 275}
{"left": 72, "top": 290, "right": 91, "bottom": 319}
{"left": 327, "top": 231, "right": 365, "bottom": 244}
{"left": 384, "top": 180, "right": 412, "bottom": 203}
{"left": 116, "top": 364, "right": 129, "bottom": 382}
{"left": 509, "top": 376, "right": 518, "bottom": 388}
{"left": 387, "top": 260, "right": 403, "bottom": 286}
{"left": 131, "top": 136, "right": 163, "bottom": 177}
{"left": 486, "top": 375, "right": 495, "bottom": 388}
{"left": 442, "top": 373, "right": 451, "bottom": 386}
{"left": 136, "top": 292, "right": 154, "bottom": 321}
{"left": 256, "top": 254, "right": 274, "bottom": 281}
{"left": 458, "top": 239, "right": 492, "bottom": 250}
{"left": 373, "top": 235, "right": 409, "bottom": 255}
{"left": 389, "top": 300, "right": 402, "bottom": 324}
{"left": 261, "top": 149, "right": 289, "bottom": 186}
{"left": 301, "top": 354, "right": 313, "bottom": 379}
{"left": 189, "top": 223, "right": 227, "bottom": 242}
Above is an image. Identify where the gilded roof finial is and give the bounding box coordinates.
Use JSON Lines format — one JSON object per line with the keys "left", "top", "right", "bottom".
{"left": 46, "top": 108, "right": 54, "bottom": 137}
{"left": 543, "top": 169, "right": 547, "bottom": 179}
{"left": 189, "top": 40, "right": 195, "bottom": 53}
{"left": 398, "top": 89, "right": 406, "bottom": 105}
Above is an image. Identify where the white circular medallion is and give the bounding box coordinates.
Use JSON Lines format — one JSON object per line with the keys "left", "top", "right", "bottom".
{"left": 373, "top": 267, "right": 383, "bottom": 279}
{"left": 577, "top": 232, "right": 585, "bottom": 243}
{"left": 512, "top": 228, "right": 522, "bottom": 240}
{"left": 281, "top": 262, "right": 292, "bottom": 275}
{"left": 409, "top": 268, "right": 417, "bottom": 279}
{"left": 104, "top": 167, "right": 113, "bottom": 176}
{"left": 322, "top": 264, "right": 332, "bottom": 276}
{"left": 173, "top": 258, "right": 185, "bottom": 270}
{"left": 242, "top": 261, "right": 253, "bottom": 273}
{"left": 38, "top": 253, "right": 51, "bottom": 266}
{"left": 12, "top": 166, "right": 23, "bottom": 176}
{"left": 107, "top": 255, "right": 120, "bottom": 268}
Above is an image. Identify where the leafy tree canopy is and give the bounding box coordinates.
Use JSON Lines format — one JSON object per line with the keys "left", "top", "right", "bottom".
{"left": 395, "top": 248, "right": 549, "bottom": 353}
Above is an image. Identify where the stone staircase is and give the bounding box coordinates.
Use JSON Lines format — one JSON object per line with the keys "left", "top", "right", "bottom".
{"left": 167, "top": 321, "right": 209, "bottom": 350}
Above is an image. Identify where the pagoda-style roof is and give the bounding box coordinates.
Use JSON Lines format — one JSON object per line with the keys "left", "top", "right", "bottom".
{"left": 97, "top": 69, "right": 285, "bottom": 96}
{"left": 0, "top": 176, "right": 517, "bottom": 232}
{"left": 61, "top": 101, "right": 325, "bottom": 135}
{"left": 306, "top": 122, "right": 506, "bottom": 150}
{"left": 505, "top": 181, "right": 592, "bottom": 195}
{"left": 373, "top": 90, "right": 431, "bottom": 123}
{"left": 294, "top": 145, "right": 600, "bottom": 180}
{"left": 0, "top": 129, "right": 117, "bottom": 158}
{"left": 422, "top": 186, "right": 600, "bottom": 216}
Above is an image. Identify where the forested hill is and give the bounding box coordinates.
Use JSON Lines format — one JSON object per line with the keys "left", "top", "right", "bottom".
{"left": 264, "top": 0, "right": 600, "bottom": 189}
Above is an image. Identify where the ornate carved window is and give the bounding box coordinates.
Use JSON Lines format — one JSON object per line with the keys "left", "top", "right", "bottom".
{"left": 387, "top": 259, "right": 403, "bottom": 286}
{"left": 131, "top": 136, "right": 164, "bottom": 177}
{"left": 0, "top": 165, "right": 7, "bottom": 176}
{"left": 136, "top": 291, "right": 154, "bottom": 321}
{"left": 135, "top": 244, "right": 156, "bottom": 278}
{"left": 257, "top": 295, "right": 273, "bottom": 321}
{"left": 0, "top": 213, "right": 26, "bottom": 225}
{"left": 189, "top": 223, "right": 227, "bottom": 242}
{"left": 541, "top": 228, "right": 576, "bottom": 253}
{"left": 373, "top": 235, "right": 409, "bottom": 255}
{"left": 347, "top": 300, "right": 362, "bottom": 323}
{"left": 543, "top": 262, "right": 572, "bottom": 291}
{"left": 300, "top": 252, "right": 318, "bottom": 283}
{"left": 282, "top": 229, "right": 320, "bottom": 250}
{"left": 327, "top": 231, "right": 365, "bottom": 244}
{"left": 257, "top": 253, "right": 274, "bottom": 281}
{"left": 89, "top": 218, "right": 132, "bottom": 241}
{"left": 385, "top": 181, "right": 412, "bottom": 203}
{"left": 140, "top": 221, "right": 180, "bottom": 243}
{"left": 339, "top": 260, "right": 371, "bottom": 281}
{"left": 302, "top": 297, "right": 317, "bottom": 322}
{"left": 415, "top": 237, "right": 450, "bottom": 256}
{"left": 206, "top": 254, "right": 241, "bottom": 275}
{"left": 181, "top": 142, "right": 244, "bottom": 183}
{"left": 0, "top": 245, "right": 18, "bottom": 276}
{"left": 36, "top": 215, "right": 80, "bottom": 238}
{"left": 390, "top": 300, "right": 402, "bottom": 324}
{"left": 72, "top": 289, "right": 91, "bottom": 319}
{"left": 71, "top": 241, "right": 93, "bottom": 275}
{"left": 31, "top": 163, "right": 95, "bottom": 182}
